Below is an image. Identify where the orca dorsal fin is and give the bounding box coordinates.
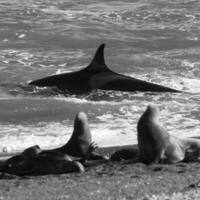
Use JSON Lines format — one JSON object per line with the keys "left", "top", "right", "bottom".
{"left": 86, "top": 43, "right": 111, "bottom": 73}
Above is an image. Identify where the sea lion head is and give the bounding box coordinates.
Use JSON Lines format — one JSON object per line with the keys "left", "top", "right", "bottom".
{"left": 72, "top": 112, "right": 92, "bottom": 142}
{"left": 144, "top": 105, "right": 160, "bottom": 122}
{"left": 73, "top": 112, "right": 89, "bottom": 134}
{"left": 22, "top": 145, "right": 41, "bottom": 160}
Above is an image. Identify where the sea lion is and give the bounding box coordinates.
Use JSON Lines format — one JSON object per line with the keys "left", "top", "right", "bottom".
{"left": 50, "top": 112, "right": 108, "bottom": 161}
{"left": 110, "top": 146, "right": 140, "bottom": 162}
{"left": 3, "top": 145, "right": 85, "bottom": 176}
{"left": 1, "top": 145, "right": 41, "bottom": 175}
{"left": 137, "top": 105, "right": 185, "bottom": 164}
{"left": 181, "top": 137, "right": 200, "bottom": 162}
{"left": 0, "top": 145, "right": 41, "bottom": 174}
{"left": 56, "top": 112, "right": 92, "bottom": 157}
{"left": 17, "top": 152, "right": 84, "bottom": 176}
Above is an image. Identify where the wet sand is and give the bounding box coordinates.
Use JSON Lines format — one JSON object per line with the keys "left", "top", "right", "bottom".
{"left": 0, "top": 145, "right": 200, "bottom": 200}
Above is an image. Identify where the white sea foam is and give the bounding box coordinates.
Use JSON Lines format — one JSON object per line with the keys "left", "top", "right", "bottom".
{"left": 1, "top": 106, "right": 199, "bottom": 153}
{"left": 54, "top": 96, "right": 126, "bottom": 106}
{"left": 1, "top": 0, "right": 200, "bottom": 155}
{"left": 181, "top": 59, "right": 198, "bottom": 68}
{"left": 0, "top": 122, "right": 72, "bottom": 152}
{"left": 41, "top": 7, "right": 101, "bottom": 21}
{"left": 0, "top": 119, "right": 137, "bottom": 152}
{"left": 0, "top": 93, "right": 200, "bottom": 153}
{"left": 178, "top": 77, "right": 200, "bottom": 93}
{"left": 126, "top": 70, "right": 200, "bottom": 93}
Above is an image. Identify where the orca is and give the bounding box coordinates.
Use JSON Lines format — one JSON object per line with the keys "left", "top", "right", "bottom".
{"left": 29, "top": 44, "right": 180, "bottom": 94}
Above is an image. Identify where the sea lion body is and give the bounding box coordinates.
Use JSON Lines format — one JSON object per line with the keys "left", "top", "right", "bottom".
{"left": 137, "top": 106, "right": 170, "bottom": 164}
{"left": 0, "top": 145, "right": 41, "bottom": 174}
{"left": 4, "top": 147, "right": 84, "bottom": 176}
{"left": 20, "top": 153, "right": 84, "bottom": 175}
{"left": 110, "top": 146, "right": 140, "bottom": 162}
{"left": 50, "top": 112, "right": 107, "bottom": 161}
{"left": 164, "top": 135, "right": 185, "bottom": 163}
{"left": 56, "top": 112, "right": 92, "bottom": 157}
{"left": 2, "top": 145, "right": 41, "bottom": 175}
{"left": 137, "top": 105, "right": 185, "bottom": 164}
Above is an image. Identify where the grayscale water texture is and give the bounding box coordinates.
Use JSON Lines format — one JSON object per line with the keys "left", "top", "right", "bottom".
{"left": 0, "top": 0, "right": 200, "bottom": 152}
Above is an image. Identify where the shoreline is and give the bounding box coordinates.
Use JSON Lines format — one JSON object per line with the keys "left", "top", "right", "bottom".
{"left": 0, "top": 145, "right": 200, "bottom": 200}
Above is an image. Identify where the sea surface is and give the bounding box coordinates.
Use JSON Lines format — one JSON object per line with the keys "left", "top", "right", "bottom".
{"left": 1, "top": 0, "right": 200, "bottom": 153}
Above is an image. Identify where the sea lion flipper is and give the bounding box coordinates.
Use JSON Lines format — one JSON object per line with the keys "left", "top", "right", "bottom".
{"left": 88, "top": 141, "right": 99, "bottom": 151}
{"left": 79, "top": 142, "right": 99, "bottom": 163}
{"left": 86, "top": 142, "right": 109, "bottom": 161}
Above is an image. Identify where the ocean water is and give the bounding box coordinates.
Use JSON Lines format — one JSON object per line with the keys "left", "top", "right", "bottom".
{"left": 1, "top": 0, "right": 200, "bottom": 153}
